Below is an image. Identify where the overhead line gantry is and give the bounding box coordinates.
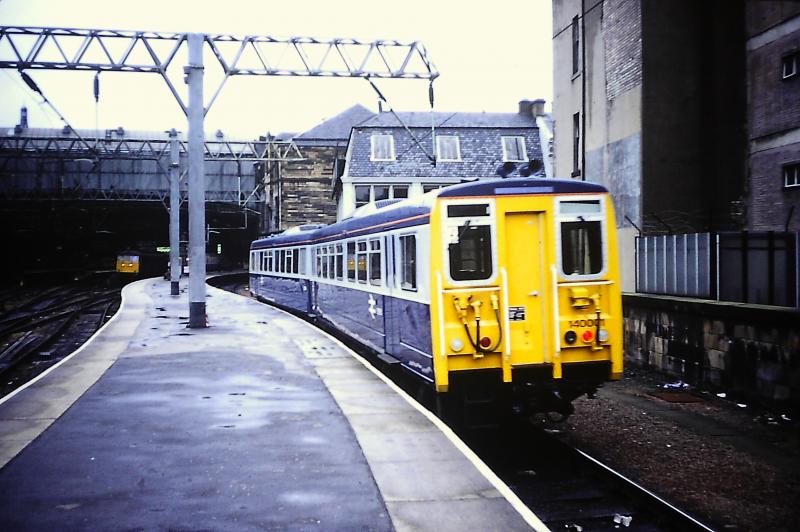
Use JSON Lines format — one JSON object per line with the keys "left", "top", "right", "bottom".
{"left": 0, "top": 25, "right": 439, "bottom": 327}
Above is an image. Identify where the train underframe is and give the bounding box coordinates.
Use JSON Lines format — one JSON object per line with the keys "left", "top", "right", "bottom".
{"left": 433, "top": 361, "right": 611, "bottom": 429}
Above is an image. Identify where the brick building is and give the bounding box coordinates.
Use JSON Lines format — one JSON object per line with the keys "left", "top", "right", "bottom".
{"left": 746, "top": 2, "right": 800, "bottom": 231}
{"left": 263, "top": 104, "right": 374, "bottom": 233}
{"left": 552, "top": 0, "right": 755, "bottom": 289}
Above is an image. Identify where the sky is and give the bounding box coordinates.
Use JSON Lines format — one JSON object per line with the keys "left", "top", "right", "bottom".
{"left": 0, "top": 0, "right": 553, "bottom": 138}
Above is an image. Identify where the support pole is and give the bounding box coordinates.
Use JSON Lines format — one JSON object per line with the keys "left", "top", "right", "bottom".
{"left": 186, "top": 33, "right": 207, "bottom": 328}
{"left": 168, "top": 128, "right": 181, "bottom": 296}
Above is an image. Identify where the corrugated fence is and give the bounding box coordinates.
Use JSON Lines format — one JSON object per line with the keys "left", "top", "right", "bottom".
{"left": 635, "top": 232, "right": 799, "bottom": 307}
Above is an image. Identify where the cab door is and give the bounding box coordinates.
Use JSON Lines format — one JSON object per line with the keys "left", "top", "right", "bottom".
{"left": 504, "top": 212, "right": 547, "bottom": 366}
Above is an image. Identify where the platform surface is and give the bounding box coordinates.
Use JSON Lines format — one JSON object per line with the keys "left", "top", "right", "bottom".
{"left": 0, "top": 278, "right": 544, "bottom": 531}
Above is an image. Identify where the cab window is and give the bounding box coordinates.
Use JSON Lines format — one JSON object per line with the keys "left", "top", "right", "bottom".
{"left": 448, "top": 224, "right": 493, "bottom": 281}
{"left": 561, "top": 221, "right": 603, "bottom": 275}
{"left": 558, "top": 199, "right": 604, "bottom": 277}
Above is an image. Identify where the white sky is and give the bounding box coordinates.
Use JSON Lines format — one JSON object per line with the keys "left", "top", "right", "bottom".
{"left": 0, "top": 0, "right": 553, "bottom": 138}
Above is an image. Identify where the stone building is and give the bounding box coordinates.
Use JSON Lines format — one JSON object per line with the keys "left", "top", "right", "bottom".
{"left": 552, "top": 0, "right": 759, "bottom": 289}
{"left": 263, "top": 104, "right": 374, "bottom": 233}
{"left": 335, "top": 101, "right": 550, "bottom": 220}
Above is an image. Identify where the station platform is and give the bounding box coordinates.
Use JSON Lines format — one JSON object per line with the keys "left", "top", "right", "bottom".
{"left": 0, "top": 278, "right": 546, "bottom": 531}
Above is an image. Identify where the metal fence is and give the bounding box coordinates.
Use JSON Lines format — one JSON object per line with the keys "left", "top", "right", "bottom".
{"left": 635, "top": 231, "right": 799, "bottom": 307}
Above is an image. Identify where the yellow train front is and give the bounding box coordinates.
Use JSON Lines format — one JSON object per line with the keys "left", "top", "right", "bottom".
{"left": 115, "top": 249, "right": 168, "bottom": 279}
{"left": 429, "top": 178, "right": 622, "bottom": 419}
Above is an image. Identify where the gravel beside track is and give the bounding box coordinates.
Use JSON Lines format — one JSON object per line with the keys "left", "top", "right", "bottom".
{"left": 552, "top": 367, "right": 800, "bottom": 531}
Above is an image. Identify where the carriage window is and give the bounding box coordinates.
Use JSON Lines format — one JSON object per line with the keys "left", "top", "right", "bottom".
{"left": 448, "top": 224, "right": 493, "bottom": 281}
{"left": 286, "top": 249, "right": 293, "bottom": 274}
{"left": 369, "top": 239, "right": 382, "bottom": 285}
{"left": 399, "top": 234, "right": 417, "bottom": 290}
{"left": 357, "top": 241, "right": 367, "bottom": 283}
{"left": 298, "top": 248, "right": 306, "bottom": 275}
{"left": 347, "top": 242, "right": 356, "bottom": 281}
{"left": 561, "top": 221, "right": 603, "bottom": 275}
{"left": 267, "top": 251, "right": 273, "bottom": 272}
{"left": 327, "top": 245, "right": 335, "bottom": 279}
{"left": 335, "top": 244, "right": 344, "bottom": 280}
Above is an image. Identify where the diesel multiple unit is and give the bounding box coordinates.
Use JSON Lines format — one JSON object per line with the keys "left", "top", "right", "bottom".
{"left": 249, "top": 178, "right": 623, "bottom": 418}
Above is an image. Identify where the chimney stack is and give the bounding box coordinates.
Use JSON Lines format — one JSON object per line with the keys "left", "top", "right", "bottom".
{"left": 20, "top": 106, "right": 28, "bottom": 128}
{"left": 531, "top": 99, "right": 546, "bottom": 117}
{"left": 518, "top": 99, "right": 533, "bottom": 116}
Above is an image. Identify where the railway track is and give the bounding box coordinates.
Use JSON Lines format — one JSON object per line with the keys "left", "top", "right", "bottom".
{"left": 208, "top": 274, "right": 716, "bottom": 532}
{"left": 0, "top": 278, "right": 120, "bottom": 398}
{"left": 459, "top": 421, "right": 714, "bottom": 531}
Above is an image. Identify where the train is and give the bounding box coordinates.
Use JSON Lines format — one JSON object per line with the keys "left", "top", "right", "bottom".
{"left": 115, "top": 248, "right": 168, "bottom": 278}
{"left": 249, "top": 177, "right": 622, "bottom": 423}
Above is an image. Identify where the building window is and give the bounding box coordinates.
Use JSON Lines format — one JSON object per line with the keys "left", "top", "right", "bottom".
{"left": 355, "top": 184, "right": 410, "bottom": 208}
{"left": 423, "top": 184, "right": 444, "bottom": 193}
{"left": 436, "top": 136, "right": 461, "bottom": 161}
{"left": 501, "top": 136, "right": 528, "bottom": 162}
{"left": 572, "top": 112, "right": 581, "bottom": 176}
{"left": 785, "top": 163, "right": 800, "bottom": 188}
{"left": 355, "top": 185, "right": 371, "bottom": 208}
{"left": 370, "top": 134, "right": 395, "bottom": 161}
{"left": 572, "top": 16, "right": 580, "bottom": 76}
{"left": 374, "top": 185, "right": 390, "bottom": 201}
{"left": 399, "top": 234, "right": 417, "bottom": 291}
{"left": 782, "top": 53, "right": 798, "bottom": 80}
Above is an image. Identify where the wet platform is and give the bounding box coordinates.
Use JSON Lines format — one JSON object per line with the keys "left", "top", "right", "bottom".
{"left": 0, "top": 278, "right": 546, "bottom": 531}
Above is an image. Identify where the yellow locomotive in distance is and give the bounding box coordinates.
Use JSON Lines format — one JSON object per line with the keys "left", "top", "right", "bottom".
{"left": 250, "top": 177, "right": 622, "bottom": 421}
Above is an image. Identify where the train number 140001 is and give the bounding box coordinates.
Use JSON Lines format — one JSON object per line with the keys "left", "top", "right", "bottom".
{"left": 569, "top": 318, "right": 605, "bottom": 328}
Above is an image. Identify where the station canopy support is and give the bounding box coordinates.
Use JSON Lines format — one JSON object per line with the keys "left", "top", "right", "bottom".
{"left": 0, "top": 26, "right": 439, "bottom": 328}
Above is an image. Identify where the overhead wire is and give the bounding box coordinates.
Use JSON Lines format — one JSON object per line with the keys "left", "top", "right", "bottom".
{"left": 1, "top": 69, "right": 56, "bottom": 128}
{"left": 365, "top": 76, "right": 436, "bottom": 164}
{"left": 17, "top": 70, "right": 96, "bottom": 154}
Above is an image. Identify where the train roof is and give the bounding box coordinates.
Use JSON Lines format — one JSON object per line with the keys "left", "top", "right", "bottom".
{"left": 251, "top": 177, "right": 608, "bottom": 249}
{"left": 437, "top": 177, "right": 607, "bottom": 197}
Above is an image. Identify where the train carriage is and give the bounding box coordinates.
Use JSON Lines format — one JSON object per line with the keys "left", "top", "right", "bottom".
{"left": 249, "top": 177, "right": 622, "bottom": 418}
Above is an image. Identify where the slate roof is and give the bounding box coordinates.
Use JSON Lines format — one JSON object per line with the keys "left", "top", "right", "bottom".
{"left": 294, "top": 104, "right": 376, "bottom": 146}
{"left": 345, "top": 111, "right": 543, "bottom": 180}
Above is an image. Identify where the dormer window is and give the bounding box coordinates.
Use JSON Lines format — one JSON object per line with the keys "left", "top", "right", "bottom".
{"left": 371, "top": 134, "right": 395, "bottom": 161}
{"left": 501, "top": 136, "right": 528, "bottom": 162}
{"left": 436, "top": 135, "right": 461, "bottom": 161}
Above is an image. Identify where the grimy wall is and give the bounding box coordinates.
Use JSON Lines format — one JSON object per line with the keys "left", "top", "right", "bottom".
{"left": 624, "top": 294, "right": 799, "bottom": 415}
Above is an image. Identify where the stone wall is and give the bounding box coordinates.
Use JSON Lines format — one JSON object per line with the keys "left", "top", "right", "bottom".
{"left": 623, "top": 293, "right": 800, "bottom": 414}
{"left": 274, "top": 145, "right": 339, "bottom": 232}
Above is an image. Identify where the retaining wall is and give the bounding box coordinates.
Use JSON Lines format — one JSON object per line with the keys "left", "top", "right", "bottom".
{"left": 623, "top": 293, "right": 800, "bottom": 413}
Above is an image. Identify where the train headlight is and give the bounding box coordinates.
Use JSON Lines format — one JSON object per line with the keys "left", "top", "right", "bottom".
{"left": 450, "top": 338, "right": 464, "bottom": 352}
{"left": 582, "top": 330, "right": 594, "bottom": 342}
{"left": 598, "top": 328, "right": 610, "bottom": 342}
{"left": 564, "top": 330, "right": 577, "bottom": 344}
